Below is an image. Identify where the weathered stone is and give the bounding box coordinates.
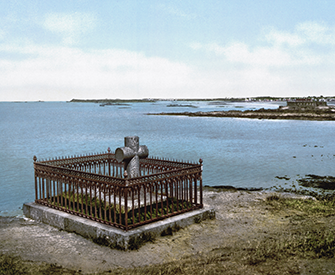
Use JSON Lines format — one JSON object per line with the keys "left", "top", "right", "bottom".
{"left": 115, "top": 136, "right": 149, "bottom": 178}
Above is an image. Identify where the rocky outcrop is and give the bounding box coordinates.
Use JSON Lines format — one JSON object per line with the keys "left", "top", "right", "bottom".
{"left": 149, "top": 108, "right": 335, "bottom": 121}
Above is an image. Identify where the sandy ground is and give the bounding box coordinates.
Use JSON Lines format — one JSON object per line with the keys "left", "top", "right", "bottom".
{"left": 1, "top": 189, "right": 335, "bottom": 274}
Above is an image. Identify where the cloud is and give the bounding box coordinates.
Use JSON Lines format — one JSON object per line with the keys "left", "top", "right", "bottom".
{"left": 191, "top": 21, "right": 335, "bottom": 67}
{"left": 265, "top": 22, "right": 335, "bottom": 47}
{"left": 189, "top": 21, "right": 335, "bottom": 97}
{"left": 2, "top": 20, "right": 335, "bottom": 101}
{"left": 0, "top": 43, "right": 197, "bottom": 100}
{"left": 265, "top": 29, "right": 305, "bottom": 47}
{"left": 43, "top": 12, "right": 96, "bottom": 45}
{"left": 296, "top": 21, "right": 335, "bottom": 45}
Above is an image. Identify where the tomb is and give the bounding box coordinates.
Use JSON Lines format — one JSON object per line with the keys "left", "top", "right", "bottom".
{"left": 23, "top": 136, "right": 214, "bottom": 249}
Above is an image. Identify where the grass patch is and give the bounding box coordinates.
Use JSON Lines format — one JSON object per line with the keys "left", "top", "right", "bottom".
{"left": 0, "top": 254, "right": 81, "bottom": 275}
{"left": 46, "top": 193, "right": 193, "bottom": 227}
{"left": 0, "top": 254, "right": 27, "bottom": 275}
{"left": 265, "top": 193, "right": 335, "bottom": 217}
{"left": 247, "top": 229, "right": 335, "bottom": 265}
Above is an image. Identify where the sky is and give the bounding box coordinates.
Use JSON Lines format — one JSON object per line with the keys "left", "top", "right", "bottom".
{"left": 1, "top": 0, "right": 335, "bottom": 101}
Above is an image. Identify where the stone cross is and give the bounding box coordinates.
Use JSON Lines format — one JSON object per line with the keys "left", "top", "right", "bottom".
{"left": 115, "top": 136, "right": 149, "bottom": 178}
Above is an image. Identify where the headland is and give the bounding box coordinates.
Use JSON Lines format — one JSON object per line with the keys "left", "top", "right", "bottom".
{"left": 149, "top": 107, "right": 335, "bottom": 121}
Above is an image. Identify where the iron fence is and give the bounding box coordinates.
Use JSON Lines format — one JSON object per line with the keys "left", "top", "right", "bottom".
{"left": 33, "top": 149, "right": 203, "bottom": 230}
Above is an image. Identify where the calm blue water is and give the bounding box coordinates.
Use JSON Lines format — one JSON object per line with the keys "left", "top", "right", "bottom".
{"left": 1, "top": 100, "right": 335, "bottom": 215}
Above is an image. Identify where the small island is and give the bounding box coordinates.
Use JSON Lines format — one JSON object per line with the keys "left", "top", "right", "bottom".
{"left": 150, "top": 99, "right": 335, "bottom": 121}
{"left": 167, "top": 103, "right": 198, "bottom": 108}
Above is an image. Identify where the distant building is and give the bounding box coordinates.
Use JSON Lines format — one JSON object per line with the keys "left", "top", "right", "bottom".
{"left": 282, "top": 99, "right": 328, "bottom": 110}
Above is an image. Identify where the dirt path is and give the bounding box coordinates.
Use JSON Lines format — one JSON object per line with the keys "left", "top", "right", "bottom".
{"left": 1, "top": 190, "right": 334, "bottom": 274}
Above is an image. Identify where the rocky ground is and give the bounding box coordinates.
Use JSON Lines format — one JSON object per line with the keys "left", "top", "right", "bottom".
{"left": 1, "top": 188, "right": 335, "bottom": 274}
{"left": 150, "top": 108, "right": 335, "bottom": 120}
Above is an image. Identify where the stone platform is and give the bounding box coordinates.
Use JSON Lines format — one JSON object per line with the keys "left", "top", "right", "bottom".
{"left": 23, "top": 202, "right": 215, "bottom": 250}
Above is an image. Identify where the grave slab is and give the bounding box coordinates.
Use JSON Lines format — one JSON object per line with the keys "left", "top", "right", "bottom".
{"left": 23, "top": 202, "right": 215, "bottom": 250}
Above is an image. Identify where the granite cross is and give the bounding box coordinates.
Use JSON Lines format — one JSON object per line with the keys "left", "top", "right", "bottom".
{"left": 115, "top": 136, "right": 149, "bottom": 178}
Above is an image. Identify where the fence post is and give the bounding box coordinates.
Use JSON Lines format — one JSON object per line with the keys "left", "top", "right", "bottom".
{"left": 33, "top": 156, "right": 38, "bottom": 201}
{"left": 199, "top": 159, "right": 203, "bottom": 206}
{"left": 124, "top": 171, "right": 128, "bottom": 230}
{"left": 107, "top": 147, "right": 111, "bottom": 176}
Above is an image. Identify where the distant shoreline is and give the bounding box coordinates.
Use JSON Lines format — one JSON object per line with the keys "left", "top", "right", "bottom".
{"left": 69, "top": 96, "right": 335, "bottom": 104}
{"left": 148, "top": 109, "right": 335, "bottom": 121}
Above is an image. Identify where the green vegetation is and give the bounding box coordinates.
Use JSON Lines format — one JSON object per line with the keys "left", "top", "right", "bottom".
{"left": 3, "top": 191, "right": 335, "bottom": 274}
{"left": 246, "top": 229, "right": 335, "bottom": 265}
{"left": 238, "top": 194, "right": 335, "bottom": 266}
{"left": 0, "top": 254, "right": 27, "bottom": 275}
{"left": 0, "top": 254, "right": 80, "bottom": 275}
{"left": 265, "top": 193, "right": 335, "bottom": 216}
{"left": 106, "top": 194, "right": 335, "bottom": 274}
{"left": 48, "top": 192, "right": 193, "bottom": 226}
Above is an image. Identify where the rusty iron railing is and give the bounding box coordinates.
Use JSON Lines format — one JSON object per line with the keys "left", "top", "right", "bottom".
{"left": 33, "top": 149, "right": 203, "bottom": 230}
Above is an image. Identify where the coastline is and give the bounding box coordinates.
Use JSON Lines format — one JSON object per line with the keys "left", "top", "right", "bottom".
{"left": 1, "top": 188, "right": 334, "bottom": 274}
{"left": 148, "top": 109, "right": 335, "bottom": 121}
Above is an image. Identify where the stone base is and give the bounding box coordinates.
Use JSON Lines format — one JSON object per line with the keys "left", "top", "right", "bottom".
{"left": 23, "top": 202, "right": 215, "bottom": 250}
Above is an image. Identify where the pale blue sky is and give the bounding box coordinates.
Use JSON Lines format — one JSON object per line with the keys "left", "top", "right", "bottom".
{"left": 1, "top": 0, "right": 335, "bottom": 101}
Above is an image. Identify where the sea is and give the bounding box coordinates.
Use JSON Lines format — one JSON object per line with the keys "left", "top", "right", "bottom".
{"left": 1, "top": 100, "right": 335, "bottom": 216}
